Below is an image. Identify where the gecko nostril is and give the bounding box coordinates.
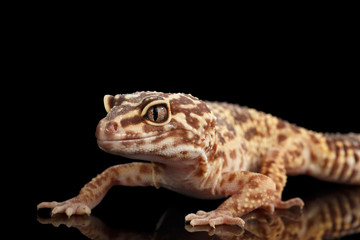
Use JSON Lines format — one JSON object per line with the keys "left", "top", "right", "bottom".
{"left": 105, "top": 122, "right": 119, "bottom": 133}
{"left": 113, "top": 122, "right": 118, "bottom": 131}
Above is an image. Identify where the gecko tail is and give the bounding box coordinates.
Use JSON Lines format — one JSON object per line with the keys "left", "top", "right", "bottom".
{"left": 309, "top": 133, "right": 360, "bottom": 185}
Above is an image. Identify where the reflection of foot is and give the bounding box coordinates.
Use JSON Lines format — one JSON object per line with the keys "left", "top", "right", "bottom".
{"left": 185, "top": 223, "right": 244, "bottom": 236}
{"left": 185, "top": 210, "right": 245, "bottom": 228}
{"left": 37, "top": 197, "right": 91, "bottom": 217}
{"left": 37, "top": 214, "right": 91, "bottom": 228}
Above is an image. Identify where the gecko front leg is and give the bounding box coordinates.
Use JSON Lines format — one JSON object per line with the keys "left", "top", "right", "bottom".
{"left": 260, "top": 137, "right": 306, "bottom": 210}
{"left": 38, "top": 162, "right": 162, "bottom": 217}
{"left": 186, "top": 171, "right": 277, "bottom": 228}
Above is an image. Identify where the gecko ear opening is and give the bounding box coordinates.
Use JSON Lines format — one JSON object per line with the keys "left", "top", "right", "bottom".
{"left": 104, "top": 95, "right": 114, "bottom": 113}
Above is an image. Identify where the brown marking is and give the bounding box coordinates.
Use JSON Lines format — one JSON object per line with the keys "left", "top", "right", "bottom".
{"left": 195, "top": 167, "right": 206, "bottom": 177}
{"left": 237, "top": 179, "right": 244, "bottom": 187}
{"left": 142, "top": 124, "right": 164, "bottom": 133}
{"left": 290, "top": 125, "right": 301, "bottom": 133}
{"left": 170, "top": 95, "right": 195, "bottom": 106}
{"left": 354, "top": 152, "right": 359, "bottom": 164}
{"left": 339, "top": 161, "right": 350, "bottom": 180}
{"left": 264, "top": 118, "right": 271, "bottom": 136}
{"left": 309, "top": 133, "right": 320, "bottom": 144}
{"left": 228, "top": 173, "right": 236, "bottom": 182}
{"left": 151, "top": 134, "right": 166, "bottom": 144}
{"left": 276, "top": 120, "right": 286, "bottom": 129}
{"left": 215, "top": 150, "right": 226, "bottom": 161}
{"left": 139, "top": 164, "right": 152, "bottom": 174}
{"left": 224, "top": 132, "right": 235, "bottom": 140}
{"left": 234, "top": 107, "right": 252, "bottom": 124}
{"left": 326, "top": 138, "right": 336, "bottom": 151}
{"left": 347, "top": 167, "right": 358, "bottom": 183}
{"left": 193, "top": 102, "right": 212, "bottom": 116}
{"left": 277, "top": 134, "right": 287, "bottom": 143}
{"left": 125, "top": 176, "right": 132, "bottom": 184}
{"left": 262, "top": 160, "right": 276, "bottom": 173}
{"left": 244, "top": 127, "right": 261, "bottom": 140}
{"left": 249, "top": 180, "right": 259, "bottom": 189}
{"left": 120, "top": 115, "right": 142, "bottom": 128}
{"left": 269, "top": 149, "right": 280, "bottom": 159}
{"left": 87, "top": 182, "right": 97, "bottom": 190}
{"left": 217, "top": 133, "right": 226, "bottom": 145}
{"left": 310, "top": 151, "right": 317, "bottom": 163}
{"left": 230, "top": 149, "right": 237, "bottom": 159}
{"left": 329, "top": 158, "right": 340, "bottom": 177}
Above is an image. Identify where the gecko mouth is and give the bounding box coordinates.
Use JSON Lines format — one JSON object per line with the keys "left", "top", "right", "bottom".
{"left": 96, "top": 130, "right": 177, "bottom": 152}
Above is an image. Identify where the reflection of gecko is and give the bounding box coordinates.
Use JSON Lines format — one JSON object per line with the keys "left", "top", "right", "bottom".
{"left": 38, "top": 91, "right": 360, "bottom": 228}
{"left": 38, "top": 187, "right": 360, "bottom": 239}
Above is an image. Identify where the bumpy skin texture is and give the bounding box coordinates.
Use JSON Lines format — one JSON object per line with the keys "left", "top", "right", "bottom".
{"left": 38, "top": 91, "right": 360, "bottom": 228}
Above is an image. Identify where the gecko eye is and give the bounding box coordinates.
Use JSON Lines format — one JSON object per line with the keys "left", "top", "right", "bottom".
{"left": 145, "top": 104, "right": 169, "bottom": 123}
{"left": 141, "top": 100, "right": 171, "bottom": 126}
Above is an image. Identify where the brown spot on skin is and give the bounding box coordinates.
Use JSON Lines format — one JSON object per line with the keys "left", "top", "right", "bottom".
{"left": 230, "top": 149, "right": 237, "bottom": 159}
{"left": 87, "top": 183, "right": 97, "bottom": 190}
{"left": 290, "top": 125, "right": 301, "bottom": 133}
{"left": 186, "top": 115, "right": 200, "bottom": 129}
{"left": 249, "top": 180, "right": 259, "bottom": 189}
{"left": 151, "top": 134, "right": 166, "bottom": 144}
{"left": 217, "top": 133, "right": 226, "bottom": 145}
{"left": 139, "top": 165, "right": 152, "bottom": 174}
{"left": 309, "top": 133, "right": 320, "bottom": 144}
{"left": 277, "top": 134, "right": 287, "bottom": 143}
{"left": 234, "top": 107, "right": 252, "bottom": 124}
{"left": 276, "top": 120, "right": 286, "bottom": 129}
{"left": 224, "top": 132, "right": 235, "bottom": 140}
{"left": 215, "top": 151, "right": 226, "bottom": 161}
{"left": 269, "top": 150, "right": 280, "bottom": 159}
{"left": 244, "top": 127, "right": 261, "bottom": 140}
{"left": 120, "top": 115, "right": 142, "bottom": 128}
{"left": 195, "top": 167, "right": 206, "bottom": 177}
{"left": 310, "top": 151, "right": 317, "bottom": 163}
{"left": 228, "top": 173, "right": 236, "bottom": 182}
{"left": 142, "top": 124, "right": 164, "bottom": 133}
{"left": 126, "top": 176, "right": 132, "bottom": 184}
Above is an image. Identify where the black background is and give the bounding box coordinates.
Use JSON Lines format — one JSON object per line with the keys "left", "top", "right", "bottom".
{"left": 7, "top": 8, "right": 359, "bottom": 239}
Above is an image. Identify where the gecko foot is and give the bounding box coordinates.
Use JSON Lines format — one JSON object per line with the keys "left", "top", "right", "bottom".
{"left": 185, "top": 210, "right": 245, "bottom": 228}
{"left": 37, "top": 197, "right": 91, "bottom": 217}
{"left": 275, "top": 197, "right": 304, "bottom": 209}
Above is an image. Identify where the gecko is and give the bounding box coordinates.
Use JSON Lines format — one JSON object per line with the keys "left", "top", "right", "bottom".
{"left": 38, "top": 91, "right": 360, "bottom": 228}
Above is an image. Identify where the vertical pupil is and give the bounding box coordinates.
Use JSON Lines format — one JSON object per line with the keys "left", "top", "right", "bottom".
{"left": 153, "top": 106, "right": 158, "bottom": 121}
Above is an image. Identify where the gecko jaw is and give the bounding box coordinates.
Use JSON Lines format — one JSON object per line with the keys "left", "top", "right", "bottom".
{"left": 96, "top": 129, "right": 202, "bottom": 162}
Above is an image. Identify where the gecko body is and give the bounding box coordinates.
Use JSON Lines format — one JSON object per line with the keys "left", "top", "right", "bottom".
{"left": 38, "top": 91, "right": 360, "bottom": 227}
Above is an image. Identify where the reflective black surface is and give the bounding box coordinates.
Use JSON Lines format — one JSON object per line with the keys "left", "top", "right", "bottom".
{"left": 33, "top": 177, "right": 360, "bottom": 240}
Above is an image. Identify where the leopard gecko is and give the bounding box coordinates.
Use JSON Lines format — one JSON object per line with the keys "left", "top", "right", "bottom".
{"left": 38, "top": 91, "right": 360, "bottom": 228}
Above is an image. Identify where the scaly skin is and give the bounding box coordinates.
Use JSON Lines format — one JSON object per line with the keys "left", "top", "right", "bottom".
{"left": 38, "top": 91, "right": 360, "bottom": 228}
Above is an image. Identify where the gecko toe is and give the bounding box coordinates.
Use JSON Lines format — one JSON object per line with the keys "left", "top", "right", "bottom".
{"left": 37, "top": 201, "right": 58, "bottom": 210}
{"left": 65, "top": 207, "right": 75, "bottom": 217}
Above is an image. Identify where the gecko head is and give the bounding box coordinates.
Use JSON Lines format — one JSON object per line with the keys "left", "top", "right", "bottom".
{"left": 96, "top": 91, "right": 216, "bottom": 164}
